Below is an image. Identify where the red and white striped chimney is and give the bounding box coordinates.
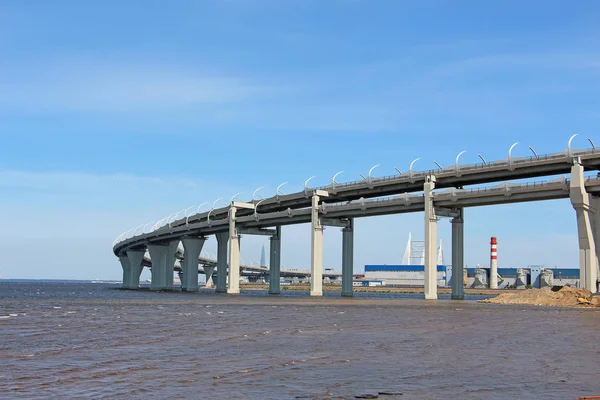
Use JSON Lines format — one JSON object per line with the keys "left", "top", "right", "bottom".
{"left": 490, "top": 237, "right": 498, "bottom": 289}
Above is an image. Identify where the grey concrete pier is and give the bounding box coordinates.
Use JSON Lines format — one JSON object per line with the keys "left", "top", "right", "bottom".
{"left": 181, "top": 237, "right": 205, "bottom": 292}
{"left": 570, "top": 159, "right": 599, "bottom": 292}
{"left": 148, "top": 241, "right": 178, "bottom": 290}
{"left": 451, "top": 209, "right": 464, "bottom": 300}
{"left": 341, "top": 218, "right": 354, "bottom": 297}
{"left": 227, "top": 205, "right": 241, "bottom": 294}
{"left": 424, "top": 176, "right": 438, "bottom": 300}
{"left": 269, "top": 226, "right": 281, "bottom": 295}
{"left": 310, "top": 191, "right": 328, "bottom": 296}
{"left": 120, "top": 250, "right": 144, "bottom": 289}
{"left": 215, "top": 232, "right": 228, "bottom": 293}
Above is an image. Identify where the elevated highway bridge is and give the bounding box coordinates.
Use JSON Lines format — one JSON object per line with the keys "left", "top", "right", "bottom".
{"left": 113, "top": 136, "right": 600, "bottom": 299}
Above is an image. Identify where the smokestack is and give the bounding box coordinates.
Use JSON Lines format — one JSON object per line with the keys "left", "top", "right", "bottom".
{"left": 490, "top": 237, "right": 498, "bottom": 289}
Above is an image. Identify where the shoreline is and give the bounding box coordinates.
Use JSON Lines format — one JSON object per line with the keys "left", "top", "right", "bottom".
{"left": 239, "top": 283, "right": 518, "bottom": 296}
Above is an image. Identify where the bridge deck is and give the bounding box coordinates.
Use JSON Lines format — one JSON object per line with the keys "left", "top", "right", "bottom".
{"left": 114, "top": 174, "right": 600, "bottom": 255}
{"left": 125, "top": 148, "right": 600, "bottom": 242}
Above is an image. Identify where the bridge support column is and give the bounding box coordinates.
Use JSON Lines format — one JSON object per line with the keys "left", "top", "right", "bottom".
{"left": 592, "top": 195, "right": 600, "bottom": 268}
{"left": 227, "top": 206, "right": 241, "bottom": 294}
{"left": 182, "top": 237, "right": 205, "bottom": 292}
{"left": 204, "top": 266, "right": 215, "bottom": 287}
{"left": 311, "top": 193, "right": 325, "bottom": 296}
{"left": 269, "top": 226, "right": 282, "bottom": 295}
{"left": 120, "top": 252, "right": 144, "bottom": 289}
{"left": 570, "top": 160, "right": 599, "bottom": 292}
{"left": 342, "top": 219, "right": 354, "bottom": 297}
{"left": 148, "top": 241, "right": 179, "bottom": 290}
{"left": 424, "top": 175, "right": 438, "bottom": 300}
{"left": 216, "top": 232, "right": 228, "bottom": 293}
{"left": 451, "top": 209, "right": 464, "bottom": 300}
{"left": 125, "top": 250, "right": 145, "bottom": 289}
{"left": 119, "top": 254, "right": 132, "bottom": 288}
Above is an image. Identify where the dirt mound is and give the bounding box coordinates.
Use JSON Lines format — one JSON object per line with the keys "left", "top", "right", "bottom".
{"left": 478, "top": 286, "right": 595, "bottom": 307}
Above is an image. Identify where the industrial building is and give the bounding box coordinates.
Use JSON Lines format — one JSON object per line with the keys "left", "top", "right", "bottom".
{"left": 462, "top": 267, "right": 580, "bottom": 289}
{"left": 363, "top": 264, "right": 581, "bottom": 289}
{"left": 364, "top": 265, "right": 448, "bottom": 286}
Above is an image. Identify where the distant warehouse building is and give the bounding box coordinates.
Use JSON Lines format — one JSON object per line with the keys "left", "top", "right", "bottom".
{"left": 464, "top": 267, "right": 581, "bottom": 288}
{"left": 364, "top": 265, "right": 448, "bottom": 287}
{"left": 364, "top": 265, "right": 580, "bottom": 288}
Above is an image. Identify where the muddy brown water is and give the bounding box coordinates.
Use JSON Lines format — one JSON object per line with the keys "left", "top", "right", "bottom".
{"left": 1, "top": 282, "right": 599, "bottom": 399}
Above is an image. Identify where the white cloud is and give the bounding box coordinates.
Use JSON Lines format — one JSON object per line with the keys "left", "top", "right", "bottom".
{"left": 0, "top": 169, "right": 176, "bottom": 191}
{"left": 0, "top": 61, "right": 275, "bottom": 113}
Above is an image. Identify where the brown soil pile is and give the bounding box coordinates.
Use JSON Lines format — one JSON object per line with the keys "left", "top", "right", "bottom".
{"left": 478, "top": 286, "right": 597, "bottom": 307}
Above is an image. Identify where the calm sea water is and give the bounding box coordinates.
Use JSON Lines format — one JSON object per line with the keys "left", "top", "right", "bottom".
{"left": 1, "top": 282, "right": 599, "bottom": 399}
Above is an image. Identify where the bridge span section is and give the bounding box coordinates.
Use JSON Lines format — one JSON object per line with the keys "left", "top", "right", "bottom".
{"left": 113, "top": 139, "right": 600, "bottom": 299}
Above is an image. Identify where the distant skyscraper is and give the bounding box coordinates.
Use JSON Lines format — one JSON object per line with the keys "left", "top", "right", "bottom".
{"left": 260, "top": 244, "right": 266, "bottom": 267}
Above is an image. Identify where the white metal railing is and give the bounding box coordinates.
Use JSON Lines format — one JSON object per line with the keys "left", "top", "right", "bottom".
{"left": 314, "top": 147, "right": 596, "bottom": 193}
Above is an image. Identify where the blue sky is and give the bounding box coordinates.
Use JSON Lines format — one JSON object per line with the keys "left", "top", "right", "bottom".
{"left": 1, "top": 0, "right": 599, "bottom": 279}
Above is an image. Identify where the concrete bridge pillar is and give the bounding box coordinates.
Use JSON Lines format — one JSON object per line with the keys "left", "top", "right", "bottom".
{"left": 269, "top": 226, "right": 282, "bottom": 295}
{"left": 424, "top": 175, "right": 438, "bottom": 300}
{"left": 148, "top": 241, "right": 179, "bottom": 290}
{"left": 591, "top": 195, "right": 600, "bottom": 275}
{"left": 125, "top": 250, "right": 145, "bottom": 289}
{"left": 311, "top": 192, "right": 325, "bottom": 296}
{"left": 182, "top": 236, "right": 205, "bottom": 292}
{"left": 215, "top": 232, "right": 229, "bottom": 293}
{"left": 119, "top": 254, "right": 132, "bottom": 288}
{"left": 120, "top": 251, "right": 145, "bottom": 289}
{"left": 204, "top": 265, "right": 215, "bottom": 287}
{"left": 451, "top": 209, "right": 464, "bottom": 300}
{"left": 227, "top": 206, "right": 241, "bottom": 294}
{"left": 342, "top": 218, "right": 354, "bottom": 297}
{"left": 570, "top": 159, "right": 599, "bottom": 292}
